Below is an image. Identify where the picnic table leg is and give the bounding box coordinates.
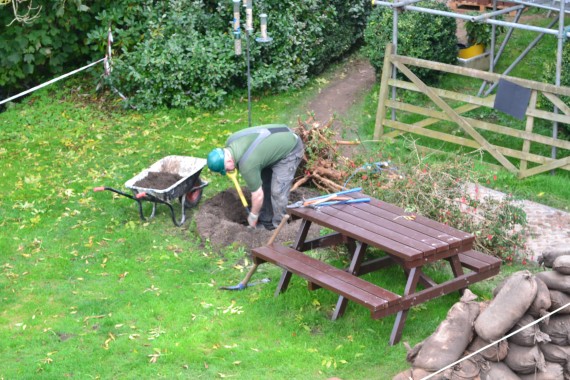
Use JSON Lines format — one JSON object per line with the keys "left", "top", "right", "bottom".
{"left": 332, "top": 241, "right": 368, "bottom": 320}
{"left": 447, "top": 254, "right": 466, "bottom": 295}
{"left": 275, "top": 218, "right": 312, "bottom": 296}
{"left": 390, "top": 267, "right": 421, "bottom": 345}
{"left": 293, "top": 219, "right": 312, "bottom": 251}
{"left": 275, "top": 270, "right": 293, "bottom": 297}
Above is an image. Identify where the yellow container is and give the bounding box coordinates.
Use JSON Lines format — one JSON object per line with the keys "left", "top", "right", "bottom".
{"left": 458, "top": 44, "right": 485, "bottom": 59}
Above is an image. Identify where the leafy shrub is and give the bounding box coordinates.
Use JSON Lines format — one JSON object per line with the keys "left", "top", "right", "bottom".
{"left": 464, "top": 14, "right": 504, "bottom": 47}
{"left": 1, "top": 0, "right": 371, "bottom": 110}
{"left": 341, "top": 140, "right": 528, "bottom": 262}
{"left": 363, "top": 1, "right": 458, "bottom": 83}
{"left": 109, "top": 2, "right": 239, "bottom": 110}
{"left": 0, "top": 1, "right": 112, "bottom": 98}
{"left": 107, "top": 0, "right": 371, "bottom": 109}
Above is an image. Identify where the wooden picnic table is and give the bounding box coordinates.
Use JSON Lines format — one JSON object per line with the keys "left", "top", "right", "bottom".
{"left": 252, "top": 191, "right": 501, "bottom": 345}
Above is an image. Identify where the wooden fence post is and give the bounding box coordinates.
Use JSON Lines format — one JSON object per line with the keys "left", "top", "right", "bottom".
{"left": 374, "top": 44, "right": 395, "bottom": 141}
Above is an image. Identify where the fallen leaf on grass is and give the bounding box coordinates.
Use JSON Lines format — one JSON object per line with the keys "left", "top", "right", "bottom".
{"left": 83, "top": 315, "right": 106, "bottom": 323}
{"left": 219, "top": 301, "right": 243, "bottom": 315}
{"left": 143, "top": 285, "right": 160, "bottom": 293}
{"left": 148, "top": 348, "right": 162, "bottom": 363}
{"left": 103, "top": 332, "right": 115, "bottom": 350}
{"left": 147, "top": 326, "right": 165, "bottom": 340}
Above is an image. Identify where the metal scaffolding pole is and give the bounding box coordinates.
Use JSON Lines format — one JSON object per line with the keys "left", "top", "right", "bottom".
{"left": 552, "top": 0, "right": 566, "bottom": 168}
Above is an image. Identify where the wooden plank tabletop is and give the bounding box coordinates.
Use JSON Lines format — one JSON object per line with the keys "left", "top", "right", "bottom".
{"left": 287, "top": 192, "right": 474, "bottom": 262}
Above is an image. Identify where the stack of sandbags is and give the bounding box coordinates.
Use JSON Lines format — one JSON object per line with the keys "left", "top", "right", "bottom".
{"left": 393, "top": 252, "right": 570, "bottom": 380}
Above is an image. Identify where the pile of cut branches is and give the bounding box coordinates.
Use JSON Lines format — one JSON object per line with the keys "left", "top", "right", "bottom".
{"left": 292, "top": 116, "right": 353, "bottom": 193}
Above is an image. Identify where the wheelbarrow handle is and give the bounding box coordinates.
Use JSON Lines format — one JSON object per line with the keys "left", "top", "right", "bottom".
{"left": 93, "top": 186, "right": 137, "bottom": 200}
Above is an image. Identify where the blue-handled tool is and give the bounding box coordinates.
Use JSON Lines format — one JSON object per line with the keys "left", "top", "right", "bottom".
{"left": 311, "top": 197, "right": 370, "bottom": 209}
{"left": 287, "top": 187, "right": 362, "bottom": 209}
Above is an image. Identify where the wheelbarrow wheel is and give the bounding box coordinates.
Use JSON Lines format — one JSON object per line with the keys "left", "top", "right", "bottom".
{"left": 183, "top": 187, "right": 203, "bottom": 209}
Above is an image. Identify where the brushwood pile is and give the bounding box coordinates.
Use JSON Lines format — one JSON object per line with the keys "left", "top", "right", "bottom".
{"left": 394, "top": 248, "right": 570, "bottom": 380}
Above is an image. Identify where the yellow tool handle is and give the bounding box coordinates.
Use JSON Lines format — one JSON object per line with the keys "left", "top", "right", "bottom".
{"left": 227, "top": 170, "right": 248, "bottom": 209}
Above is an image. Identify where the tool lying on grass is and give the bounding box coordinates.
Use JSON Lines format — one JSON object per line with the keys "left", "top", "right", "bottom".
{"left": 287, "top": 187, "right": 369, "bottom": 209}
{"left": 227, "top": 169, "right": 250, "bottom": 214}
{"left": 220, "top": 214, "right": 290, "bottom": 291}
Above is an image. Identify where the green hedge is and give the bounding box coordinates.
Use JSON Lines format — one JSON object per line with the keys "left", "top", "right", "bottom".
{"left": 363, "top": 1, "right": 458, "bottom": 83}
{"left": 2, "top": 0, "right": 371, "bottom": 110}
{"left": 0, "top": 1, "right": 111, "bottom": 98}
{"left": 107, "top": 0, "right": 372, "bottom": 110}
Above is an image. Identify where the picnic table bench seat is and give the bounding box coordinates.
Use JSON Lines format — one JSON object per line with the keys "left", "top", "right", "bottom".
{"left": 457, "top": 249, "right": 502, "bottom": 273}
{"left": 252, "top": 244, "right": 401, "bottom": 315}
{"left": 252, "top": 244, "right": 501, "bottom": 319}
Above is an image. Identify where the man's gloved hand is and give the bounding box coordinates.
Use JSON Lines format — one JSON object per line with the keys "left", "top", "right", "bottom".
{"left": 247, "top": 212, "right": 258, "bottom": 228}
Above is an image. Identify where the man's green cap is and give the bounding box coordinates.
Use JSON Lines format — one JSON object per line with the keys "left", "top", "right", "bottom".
{"left": 207, "top": 148, "right": 226, "bottom": 175}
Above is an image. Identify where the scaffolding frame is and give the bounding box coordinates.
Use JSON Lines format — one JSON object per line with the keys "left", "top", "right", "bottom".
{"left": 373, "top": 0, "right": 569, "bottom": 163}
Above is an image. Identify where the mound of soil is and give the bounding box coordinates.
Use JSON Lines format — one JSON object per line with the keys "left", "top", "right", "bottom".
{"left": 195, "top": 187, "right": 321, "bottom": 250}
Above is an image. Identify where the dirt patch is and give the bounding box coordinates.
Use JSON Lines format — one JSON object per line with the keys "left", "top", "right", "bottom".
{"left": 195, "top": 187, "right": 322, "bottom": 251}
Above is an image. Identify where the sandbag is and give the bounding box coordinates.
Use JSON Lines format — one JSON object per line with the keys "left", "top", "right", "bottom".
{"left": 407, "top": 290, "right": 480, "bottom": 372}
{"left": 528, "top": 277, "right": 552, "bottom": 319}
{"left": 553, "top": 255, "right": 570, "bottom": 275}
{"left": 503, "top": 342, "right": 546, "bottom": 374}
{"left": 475, "top": 271, "right": 537, "bottom": 342}
{"left": 540, "top": 343, "right": 570, "bottom": 364}
{"left": 466, "top": 336, "right": 508, "bottom": 362}
{"left": 538, "top": 248, "right": 570, "bottom": 268}
{"left": 549, "top": 290, "right": 570, "bottom": 314}
{"left": 541, "top": 315, "right": 570, "bottom": 346}
{"left": 536, "top": 271, "right": 570, "bottom": 293}
{"left": 519, "top": 362, "right": 564, "bottom": 380}
{"left": 508, "top": 314, "right": 551, "bottom": 347}
{"left": 479, "top": 361, "right": 519, "bottom": 380}
{"left": 445, "top": 357, "right": 481, "bottom": 380}
{"left": 392, "top": 367, "right": 446, "bottom": 380}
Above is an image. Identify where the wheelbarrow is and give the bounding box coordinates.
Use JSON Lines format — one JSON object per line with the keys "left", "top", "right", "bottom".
{"left": 94, "top": 155, "right": 208, "bottom": 226}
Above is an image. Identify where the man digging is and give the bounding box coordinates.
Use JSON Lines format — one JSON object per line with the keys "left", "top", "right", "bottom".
{"left": 207, "top": 124, "right": 304, "bottom": 230}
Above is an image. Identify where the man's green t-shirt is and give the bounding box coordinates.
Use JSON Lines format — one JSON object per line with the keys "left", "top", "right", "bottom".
{"left": 226, "top": 124, "right": 297, "bottom": 191}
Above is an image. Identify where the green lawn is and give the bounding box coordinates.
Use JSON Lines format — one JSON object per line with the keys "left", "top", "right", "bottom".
{"left": 1, "top": 12, "right": 566, "bottom": 377}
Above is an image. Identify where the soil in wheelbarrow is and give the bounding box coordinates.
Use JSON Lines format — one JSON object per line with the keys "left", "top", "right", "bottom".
{"left": 134, "top": 172, "right": 183, "bottom": 190}
{"left": 195, "top": 187, "right": 323, "bottom": 251}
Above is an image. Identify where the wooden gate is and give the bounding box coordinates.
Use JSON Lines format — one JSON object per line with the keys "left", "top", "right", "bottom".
{"left": 374, "top": 44, "right": 570, "bottom": 178}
